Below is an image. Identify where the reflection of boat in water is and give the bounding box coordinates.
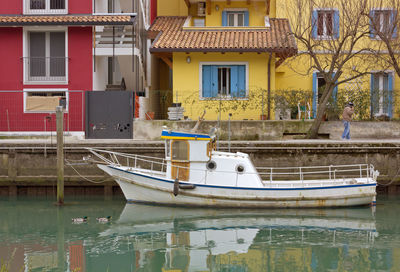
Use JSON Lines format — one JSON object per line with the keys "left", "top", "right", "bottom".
{"left": 89, "top": 129, "right": 379, "bottom": 208}
{"left": 100, "top": 204, "right": 377, "bottom": 271}
{"left": 109, "top": 204, "right": 377, "bottom": 234}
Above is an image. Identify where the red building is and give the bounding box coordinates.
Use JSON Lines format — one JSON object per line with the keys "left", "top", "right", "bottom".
{"left": 0, "top": 0, "right": 138, "bottom": 134}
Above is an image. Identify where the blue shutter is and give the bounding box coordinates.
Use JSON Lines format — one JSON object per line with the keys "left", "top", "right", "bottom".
{"left": 388, "top": 73, "right": 393, "bottom": 118}
{"left": 230, "top": 66, "right": 239, "bottom": 97}
{"left": 312, "top": 72, "right": 318, "bottom": 118}
{"left": 222, "top": 11, "right": 228, "bottom": 26}
{"left": 332, "top": 72, "right": 338, "bottom": 102}
{"left": 210, "top": 66, "right": 219, "bottom": 97}
{"left": 333, "top": 10, "right": 339, "bottom": 39}
{"left": 202, "top": 65, "right": 212, "bottom": 97}
{"left": 312, "top": 10, "right": 318, "bottom": 38}
{"left": 244, "top": 11, "right": 249, "bottom": 26}
{"left": 391, "top": 10, "right": 398, "bottom": 38}
{"left": 370, "top": 74, "right": 378, "bottom": 117}
{"left": 369, "top": 10, "right": 375, "bottom": 38}
{"left": 237, "top": 65, "right": 246, "bottom": 97}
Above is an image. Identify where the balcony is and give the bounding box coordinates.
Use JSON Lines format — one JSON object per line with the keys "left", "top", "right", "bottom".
{"left": 25, "top": 0, "right": 67, "bottom": 15}
{"left": 23, "top": 57, "right": 68, "bottom": 83}
{"left": 94, "top": 25, "right": 135, "bottom": 56}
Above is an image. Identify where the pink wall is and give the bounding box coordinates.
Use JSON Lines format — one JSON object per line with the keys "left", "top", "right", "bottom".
{"left": 0, "top": 28, "right": 23, "bottom": 90}
{"left": 69, "top": 0, "right": 92, "bottom": 14}
{"left": 0, "top": 0, "right": 92, "bottom": 15}
{"left": 0, "top": 1, "right": 22, "bottom": 14}
{"left": 0, "top": 27, "right": 93, "bottom": 132}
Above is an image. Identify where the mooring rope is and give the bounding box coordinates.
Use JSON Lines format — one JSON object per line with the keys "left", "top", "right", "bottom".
{"left": 65, "top": 159, "right": 109, "bottom": 184}
{"left": 376, "top": 167, "right": 400, "bottom": 187}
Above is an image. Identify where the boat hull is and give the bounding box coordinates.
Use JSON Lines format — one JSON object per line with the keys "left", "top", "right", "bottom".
{"left": 99, "top": 165, "right": 376, "bottom": 208}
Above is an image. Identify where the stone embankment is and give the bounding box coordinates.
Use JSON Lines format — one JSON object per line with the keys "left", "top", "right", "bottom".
{"left": 0, "top": 138, "right": 399, "bottom": 196}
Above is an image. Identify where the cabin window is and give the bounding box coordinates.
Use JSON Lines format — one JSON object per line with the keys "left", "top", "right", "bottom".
{"left": 236, "top": 164, "right": 245, "bottom": 174}
{"left": 206, "top": 160, "right": 217, "bottom": 171}
{"left": 171, "top": 141, "right": 189, "bottom": 161}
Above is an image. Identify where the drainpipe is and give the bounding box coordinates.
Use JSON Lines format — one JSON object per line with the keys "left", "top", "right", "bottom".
{"left": 267, "top": 52, "right": 272, "bottom": 120}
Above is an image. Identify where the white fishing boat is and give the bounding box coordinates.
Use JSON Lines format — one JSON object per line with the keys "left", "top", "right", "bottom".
{"left": 88, "top": 129, "right": 379, "bottom": 208}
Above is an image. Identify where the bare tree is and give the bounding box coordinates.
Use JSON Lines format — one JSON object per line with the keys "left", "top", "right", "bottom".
{"left": 367, "top": 0, "right": 400, "bottom": 77}
{"left": 281, "top": 0, "right": 382, "bottom": 138}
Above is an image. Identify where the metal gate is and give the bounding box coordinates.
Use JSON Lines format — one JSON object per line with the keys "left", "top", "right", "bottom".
{"left": 85, "top": 91, "right": 133, "bottom": 139}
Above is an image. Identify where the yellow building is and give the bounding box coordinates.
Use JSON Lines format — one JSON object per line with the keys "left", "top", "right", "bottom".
{"left": 148, "top": 0, "right": 297, "bottom": 120}
{"left": 149, "top": 0, "right": 399, "bottom": 120}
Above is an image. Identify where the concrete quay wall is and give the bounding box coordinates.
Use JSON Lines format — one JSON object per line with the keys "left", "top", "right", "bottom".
{"left": 0, "top": 140, "right": 399, "bottom": 196}
{"left": 133, "top": 120, "right": 400, "bottom": 141}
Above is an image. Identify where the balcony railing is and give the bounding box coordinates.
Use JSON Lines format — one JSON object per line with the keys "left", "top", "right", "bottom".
{"left": 23, "top": 57, "right": 68, "bottom": 83}
{"left": 95, "top": 26, "right": 135, "bottom": 48}
{"left": 25, "top": 0, "right": 67, "bottom": 14}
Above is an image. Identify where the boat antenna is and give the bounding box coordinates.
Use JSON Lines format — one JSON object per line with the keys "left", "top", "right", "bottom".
{"left": 191, "top": 110, "right": 206, "bottom": 133}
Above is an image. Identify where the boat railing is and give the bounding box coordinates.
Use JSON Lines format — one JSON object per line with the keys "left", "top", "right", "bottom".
{"left": 257, "top": 164, "right": 374, "bottom": 183}
{"left": 86, "top": 148, "right": 376, "bottom": 184}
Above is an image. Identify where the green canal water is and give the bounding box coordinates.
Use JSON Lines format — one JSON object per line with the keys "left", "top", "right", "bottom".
{"left": 0, "top": 196, "right": 399, "bottom": 272}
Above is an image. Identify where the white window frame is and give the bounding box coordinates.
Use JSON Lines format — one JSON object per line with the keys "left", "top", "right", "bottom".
{"left": 23, "top": 26, "right": 68, "bottom": 85}
{"left": 315, "top": 9, "right": 335, "bottom": 39}
{"left": 24, "top": 0, "right": 68, "bottom": 15}
{"left": 199, "top": 62, "right": 249, "bottom": 100}
{"left": 23, "top": 88, "right": 69, "bottom": 113}
{"left": 227, "top": 12, "right": 245, "bottom": 27}
{"left": 370, "top": 8, "right": 395, "bottom": 39}
{"left": 224, "top": 8, "right": 248, "bottom": 27}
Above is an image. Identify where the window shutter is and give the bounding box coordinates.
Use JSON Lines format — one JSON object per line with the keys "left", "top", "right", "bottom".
{"left": 370, "top": 74, "right": 378, "bottom": 117}
{"left": 244, "top": 11, "right": 249, "bottom": 26}
{"left": 333, "top": 10, "right": 339, "bottom": 39}
{"left": 332, "top": 72, "right": 338, "bottom": 101}
{"left": 230, "top": 65, "right": 246, "bottom": 98}
{"left": 391, "top": 10, "right": 398, "bottom": 38}
{"left": 211, "top": 66, "right": 219, "bottom": 97}
{"left": 202, "top": 65, "right": 212, "bottom": 97}
{"left": 312, "top": 72, "right": 318, "bottom": 118}
{"left": 388, "top": 73, "right": 393, "bottom": 118}
{"left": 369, "top": 10, "right": 376, "bottom": 38}
{"left": 311, "top": 10, "right": 318, "bottom": 38}
{"left": 237, "top": 65, "right": 246, "bottom": 97}
{"left": 230, "top": 66, "right": 238, "bottom": 97}
{"left": 222, "top": 11, "right": 228, "bottom": 26}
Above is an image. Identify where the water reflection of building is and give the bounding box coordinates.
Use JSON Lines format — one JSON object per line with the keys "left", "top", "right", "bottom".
{"left": 2, "top": 201, "right": 400, "bottom": 271}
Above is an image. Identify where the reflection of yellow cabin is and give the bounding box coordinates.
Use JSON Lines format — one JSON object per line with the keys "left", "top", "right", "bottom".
{"left": 163, "top": 232, "right": 191, "bottom": 272}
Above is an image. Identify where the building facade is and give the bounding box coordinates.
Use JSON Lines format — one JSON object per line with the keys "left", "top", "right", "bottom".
{"left": 148, "top": 0, "right": 297, "bottom": 121}
{"left": 0, "top": 0, "right": 151, "bottom": 134}
{"left": 150, "top": 0, "right": 399, "bottom": 121}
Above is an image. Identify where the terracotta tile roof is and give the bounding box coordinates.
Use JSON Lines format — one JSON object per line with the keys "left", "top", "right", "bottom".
{"left": 0, "top": 15, "right": 134, "bottom": 26}
{"left": 148, "top": 16, "right": 297, "bottom": 55}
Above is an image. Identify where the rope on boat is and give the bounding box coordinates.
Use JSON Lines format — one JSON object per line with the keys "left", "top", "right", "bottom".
{"left": 376, "top": 167, "right": 400, "bottom": 187}
{"left": 65, "top": 159, "right": 109, "bottom": 184}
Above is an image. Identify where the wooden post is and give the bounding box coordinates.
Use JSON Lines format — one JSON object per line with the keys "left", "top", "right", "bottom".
{"left": 56, "top": 106, "right": 64, "bottom": 205}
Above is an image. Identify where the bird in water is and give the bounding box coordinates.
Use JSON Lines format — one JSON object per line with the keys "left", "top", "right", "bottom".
{"left": 96, "top": 216, "right": 112, "bottom": 223}
{"left": 72, "top": 216, "right": 88, "bottom": 223}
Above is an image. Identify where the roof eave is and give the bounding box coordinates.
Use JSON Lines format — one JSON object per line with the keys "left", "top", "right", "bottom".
{"left": 150, "top": 47, "right": 297, "bottom": 54}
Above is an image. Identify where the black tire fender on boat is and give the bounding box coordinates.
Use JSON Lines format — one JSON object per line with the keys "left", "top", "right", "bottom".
{"left": 173, "top": 178, "right": 179, "bottom": 196}
{"left": 173, "top": 179, "right": 196, "bottom": 196}
{"left": 179, "top": 184, "right": 196, "bottom": 190}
